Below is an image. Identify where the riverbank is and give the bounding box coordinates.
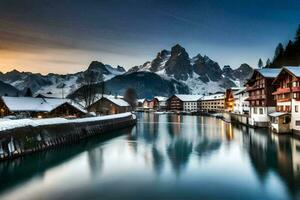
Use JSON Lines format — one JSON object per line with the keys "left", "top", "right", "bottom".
{"left": 0, "top": 112, "right": 136, "bottom": 161}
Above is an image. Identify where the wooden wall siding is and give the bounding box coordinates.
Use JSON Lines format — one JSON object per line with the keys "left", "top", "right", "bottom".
{"left": 88, "top": 98, "right": 129, "bottom": 115}
{"left": 246, "top": 72, "right": 276, "bottom": 107}
{"left": 167, "top": 96, "right": 183, "bottom": 111}
{"left": 0, "top": 99, "right": 10, "bottom": 117}
{"left": 48, "top": 103, "right": 85, "bottom": 118}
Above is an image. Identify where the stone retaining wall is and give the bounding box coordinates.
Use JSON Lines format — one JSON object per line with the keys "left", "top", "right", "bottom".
{"left": 0, "top": 114, "right": 136, "bottom": 161}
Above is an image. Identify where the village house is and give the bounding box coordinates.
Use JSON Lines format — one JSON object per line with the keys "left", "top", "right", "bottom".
{"left": 88, "top": 96, "right": 131, "bottom": 115}
{"left": 198, "top": 93, "right": 225, "bottom": 113}
{"left": 233, "top": 88, "right": 250, "bottom": 115}
{"left": 224, "top": 87, "right": 250, "bottom": 114}
{"left": 0, "top": 96, "right": 86, "bottom": 118}
{"left": 143, "top": 98, "right": 159, "bottom": 110}
{"left": 167, "top": 94, "right": 202, "bottom": 112}
{"left": 245, "top": 68, "right": 281, "bottom": 127}
{"left": 270, "top": 66, "right": 300, "bottom": 134}
{"left": 224, "top": 88, "right": 241, "bottom": 112}
{"left": 136, "top": 99, "right": 145, "bottom": 108}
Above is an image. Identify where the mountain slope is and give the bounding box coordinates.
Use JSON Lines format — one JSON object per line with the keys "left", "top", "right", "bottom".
{"left": 128, "top": 44, "right": 253, "bottom": 94}
{"left": 0, "top": 80, "right": 19, "bottom": 96}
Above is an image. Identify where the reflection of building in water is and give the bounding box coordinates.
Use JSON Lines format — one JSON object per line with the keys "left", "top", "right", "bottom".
{"left": 88, "top": 148, "right": 104, "bottom": 177}
{"left": 291, "top": 139, "right": 300, "bottom": 178}
{"left": 167, "top": 114, "right": 182, "bottom": 137}
{"left": 224, "top": 123, "right": 234, "bottom": 140}
{"left": 242, "top": 126, "right": 300, "bottom": 196}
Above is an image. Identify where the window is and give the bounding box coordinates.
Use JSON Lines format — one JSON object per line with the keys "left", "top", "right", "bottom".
{"left": 296, "top": 121, "right": 300, "bottom": 126}
{"left": 259, "top": 108, "right": 263, "bottom": 114}
{"left": 296, "top": 105, "right": 299, "bottom": 113}
{"left": 283, "top": 116, "right": 290, "bottom": 124}
{"left": 253, "top": 107, "right": 257, "bottom": 114}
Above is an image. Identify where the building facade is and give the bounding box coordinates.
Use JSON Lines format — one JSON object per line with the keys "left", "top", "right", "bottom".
{"left": 245, "top": 68, "right": 280, "bottom": 127}
{"left": 233, "top": 88, "right": 249, "bottom": 115}
{"left": 167, "top": 95, "right": 202, "bottom": 112}
{"left": 271, "top": 67, "right": 300, "bottom": 134}
{"left": 198, "top": 93, "right": 225, "bottom": 113}
{"left": 88, "top": 96, "right": 131, "bottom": 115}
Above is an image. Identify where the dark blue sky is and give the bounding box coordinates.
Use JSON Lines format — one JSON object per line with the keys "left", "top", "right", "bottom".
{"left": 0, "top": 0, "right": 300, "bottom": 74}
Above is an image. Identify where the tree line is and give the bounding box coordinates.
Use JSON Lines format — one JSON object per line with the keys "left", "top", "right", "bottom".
{"left": 257, "top": 25, "right": 300, "bottom": 69}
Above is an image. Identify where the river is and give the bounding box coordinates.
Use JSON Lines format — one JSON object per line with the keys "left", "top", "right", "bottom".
{"left": 0, "top": 113, "right": 299, "bottom": 200}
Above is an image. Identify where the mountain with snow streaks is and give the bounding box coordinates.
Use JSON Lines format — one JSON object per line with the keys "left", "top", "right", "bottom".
{"left": 128, "top": 44, "right": 253, "bottom": 95}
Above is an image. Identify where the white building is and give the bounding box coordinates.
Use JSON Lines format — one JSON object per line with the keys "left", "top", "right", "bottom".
{"left": 233, "top": 88, "right": 249, "bottom": 114}
{"left": 199, "top": 93, "right": 225, "bottom": 112}
{"left": 174, "top": 94, "right": 202, "bottom": 112}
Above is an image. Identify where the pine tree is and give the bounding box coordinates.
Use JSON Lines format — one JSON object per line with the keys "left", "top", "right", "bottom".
{"left": 295, "top": 24, "right": 300, "bottom": 44}
{"left": 274, "top": 43, "right": 284, "bottom": 58}
{"left": 266, "top": 58, "right": 271, "bottom": 68}
{"left": 258, "top": 58, "right": 263, "bottom": 69}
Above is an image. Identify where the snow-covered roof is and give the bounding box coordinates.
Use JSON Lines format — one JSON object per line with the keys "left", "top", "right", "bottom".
{"left": 284, "top": 66, "right": 300, "bottom": 77}
{"left": 154, "top": 96, "right": 168, "bottom": 102}
{"left": 104, "top": 97, "right": 130, "bottom": 107}
{"left": 269, "top": 112, "right": 290, "bottom": 117}
{"left": 201, "top": 93, "right": 225, "bottom": 101}
{"left": 257, "top": 68, "right": 281, "bottom": 78}
{"left": 233, "top": 87, "right": 246, "bottom": 95}
{"left": 174, "top": 94, "right": 203, "bottom": 102}
{"left": 137, "top": 99, "right": 145, "bottom": 103}
{"left": 1, "top": 96, "right": 87, "bottom": 113}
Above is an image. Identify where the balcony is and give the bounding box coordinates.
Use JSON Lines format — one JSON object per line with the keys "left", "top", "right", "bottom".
{"left": 292, "top": 86, "right": 300, "bottom": 92}
{"left": 272, "top": 88, "right": 291, "bottom": 95}
{"left": 244, "top": 95, "right": 266, "bottom": 101}
{"left": 246, "top": 85, "right": 264, "bottom": 92}
{"left": 276, "top": 97, "right": 291, "bottom": 102}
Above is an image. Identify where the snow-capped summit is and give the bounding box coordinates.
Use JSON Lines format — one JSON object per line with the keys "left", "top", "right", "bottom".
{"left": 127, "top": 44, "right": 253, "bottom": 95}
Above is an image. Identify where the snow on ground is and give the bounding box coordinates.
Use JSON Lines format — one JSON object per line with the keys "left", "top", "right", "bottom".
{"left": 0, "top": 112, "right": 133, "bottom": 132}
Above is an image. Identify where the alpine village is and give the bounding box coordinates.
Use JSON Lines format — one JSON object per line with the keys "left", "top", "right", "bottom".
{"left": 1, "top": 25, "right": 300, "bottom": 160}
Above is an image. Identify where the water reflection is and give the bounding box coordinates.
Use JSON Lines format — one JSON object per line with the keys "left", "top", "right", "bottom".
{"left": 0, "top": 113, "right": 300, "bottom": 199}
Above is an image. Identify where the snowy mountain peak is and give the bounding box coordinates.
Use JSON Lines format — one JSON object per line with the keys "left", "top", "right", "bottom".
{"left": 127, "top": 44, "right": 254, "bottom": 95}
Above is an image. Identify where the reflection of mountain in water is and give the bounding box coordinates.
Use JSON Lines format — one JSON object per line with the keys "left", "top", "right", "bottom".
{"left": 194, "top": 138, "right": 221, "bottom": 157}
{"left": 152, "top": 146, "right": 164, "bottom": 175}
{"left": 167, "top": 139, "right": 193, "bottom": 175}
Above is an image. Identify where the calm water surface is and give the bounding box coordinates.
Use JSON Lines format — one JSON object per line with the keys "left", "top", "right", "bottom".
{"left": 0, "top": 113, "right": 300, "bottom": 200}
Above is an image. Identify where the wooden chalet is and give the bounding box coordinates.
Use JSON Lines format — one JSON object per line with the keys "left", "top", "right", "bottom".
{"left": 271, "top": 66, "right": 300, "bottom": 134}
{"left": 245, "top": 68, "right": 281, "bottom": 127}
{"left": 88, "top": 96, "right": 131, "bottom": 115}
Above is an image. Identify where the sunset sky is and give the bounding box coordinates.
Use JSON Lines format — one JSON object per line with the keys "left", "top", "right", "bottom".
{"left": 0, "top": 0, "right": 300, "bottom": 74}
